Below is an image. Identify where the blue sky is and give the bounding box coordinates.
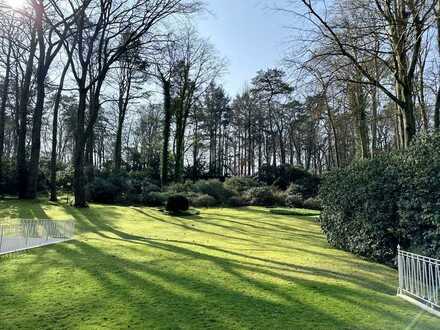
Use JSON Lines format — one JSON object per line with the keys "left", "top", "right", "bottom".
{"left": 196, "top": 0, "right": 292, "bottom": 97}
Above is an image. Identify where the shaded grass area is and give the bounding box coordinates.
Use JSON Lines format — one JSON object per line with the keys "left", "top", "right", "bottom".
{"left": 269, "top": 207, "right": 321, "bottom": 217}
{"left": 0, "top": 198, "right": 438, "bottom": 329}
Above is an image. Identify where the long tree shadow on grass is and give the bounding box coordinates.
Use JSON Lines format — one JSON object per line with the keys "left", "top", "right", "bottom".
{"left": 21, "top": 235, "right": 430, "bottom": 329}
{"left": 2, "top": 203, "right": 436, "bottom": 329}
{"left": 9, "top": 236, "right": 415, "bottom": 329}
{"left": 0, "top": 198, "right": 51, "bottom": 220}
{"left": 66, "top": 206, "right": 397, "bottom": 295}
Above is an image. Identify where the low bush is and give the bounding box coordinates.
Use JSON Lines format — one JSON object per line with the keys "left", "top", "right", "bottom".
{"left": 143, "top": 191, "right": 170, "bottom": 206}
{"left": 286, "top": 184, "right": 302, "bottom": 196}
{"left": 285, "top": 194, "right": 304, "bottom": 208}
{"left": 224, "top": 177, "right": 259, "bottom": 194}
{"left": 303, "top": 197, "right": 321, "bottom": 210}
{"left": 273, "top": 190, "right": 287, "bottom": 207}
{"left": 142, "top": 181, "right": 161, "bottom": 195}
{"left": 256, "top": 164, "right": 320, "bottom": 195}
{"left": 269, "top": 208, "right": 320, "bottom": 217}
{"left": 88, "top": 175, "right": 128, "bottom": 204}
{"left": 193, "top": 179, "right": 235, "bottom": 202}
{"left": 166, "top": 195, "right": 190, "bottom": 214}
{"left": 245, "top": 186, "right": 277, "bottom": 207}
{"left": 166, "top": 182, "right": 194, "bottom": 194}
{"left": 0, "top": 160, "right": 17, "bottom": 195}
{"left": 226, "top": 196, "right": 249, "bottom": 208}
{"left": 191, "top": 194, "right": 218, "bottom": 208}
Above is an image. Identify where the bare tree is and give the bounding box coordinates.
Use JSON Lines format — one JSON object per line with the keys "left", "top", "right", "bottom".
{"left": 282, "top": 0, "right": 436, "bottom": 148}
{"left": 51, "top": 0, "right": 201, "bottom": 207}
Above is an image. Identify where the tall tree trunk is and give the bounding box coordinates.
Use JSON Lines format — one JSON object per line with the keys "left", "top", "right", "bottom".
{"left": 0, "top": 38, "right": 12, "bottom": 192}
{"left": 278, "top": 127, "right": 286, "bottom": 165}
{"left": 27, "top": 5, "right": 47, "bottom": 198}
{"left": 49, "top": 62, "right": 69, "bottom": 202}
{"left": 371, "top": 86, "right": 378, "bottom": 155}
{"left": 114, "top": 69, "right": 132, "bottom": 171}
{"left": 73, "top": 88, "right": 88, "bottom": 208}
{"left": 325, "top": 98, "right": 340, "bottom": 167}
{"left": 161, "top": 80, "right": 172, "bottom": 187}
{"left": 175, "top": 119, "right": 185, "bottom": 182}
{"left": 13, "top": 65, "right": 19, "bottom": 157}
{"left": 349, "top": 81, "right": 370, "bottom": 160}
{"left": 192, "top": 111, "right": 199, "bottom": 181}
{"left": 16, "top": 27, "right": 37, "bottom": 199}
{"left": 435, "top": 1, "right": 440, "bottom": 130}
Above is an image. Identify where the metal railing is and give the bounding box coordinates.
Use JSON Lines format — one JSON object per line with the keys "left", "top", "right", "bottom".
{"left": 0, "top": 219, "right": 75, "bottom": 256}
{"left": 397, "top": 246, "right": 440, "bottom": 317}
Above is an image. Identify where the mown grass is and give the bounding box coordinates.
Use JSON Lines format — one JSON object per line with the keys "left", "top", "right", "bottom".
{"left": 269, "top": 207, "right": 321, "bottom": 217}
{"left": 0, "top": 198, "right": 438, "bottom": 329}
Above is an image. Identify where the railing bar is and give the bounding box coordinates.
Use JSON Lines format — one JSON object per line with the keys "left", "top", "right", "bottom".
{"left": 398, "top": 248, "right": 440, "bottom": 316}
{"left": 0, "top": 219, "right": 74, "bottom": 256}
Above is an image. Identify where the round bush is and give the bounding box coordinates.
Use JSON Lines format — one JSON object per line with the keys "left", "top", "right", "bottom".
{"left": 166, "top": 195, "right": 190, "bottom": 213}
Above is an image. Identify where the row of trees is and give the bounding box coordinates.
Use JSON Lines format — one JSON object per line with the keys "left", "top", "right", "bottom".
{"left": 0, "top": 0, "right": 211, "bottom": 207}
{"left": 282, "top": 0, "right": 440, "bottom": 164}
{"left": 0, "top": 0, "right": 439, "bottom": 208}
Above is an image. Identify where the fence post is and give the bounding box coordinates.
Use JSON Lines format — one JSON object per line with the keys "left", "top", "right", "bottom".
{"left": 397, "top": 245, "right": 402, "bottom": 295}
{"left": 0, "top": 224, "right": 3, "bottom": 252}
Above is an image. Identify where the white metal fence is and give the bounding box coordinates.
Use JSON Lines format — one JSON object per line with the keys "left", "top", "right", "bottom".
{"left": 0, "top": 219, "right": 75, "bottom": 256}
{"left": 397, "top": 246, "right": 440, "bottom": 317}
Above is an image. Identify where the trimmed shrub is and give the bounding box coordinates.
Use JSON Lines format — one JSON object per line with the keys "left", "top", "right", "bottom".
{"left": 321, "top": 133, "right": 440, "bottom": 262}
{"left": 166, "top": 195, "right": 190, "bottom": 213}
{"left": 320, "top": 154, "right": 402, "bottom": 264}
{"left": 143, "top": 191, "right": 170, "bottom": 206}
{"left": 273, "top": 190, "right": 288, "bottom": 207}
{"left": 142, "top": 181, "right": 161, "bottom": 194}
{"left": 397, "top": 134, "right": 440, "bottom": 258}
{"left": 286, "top": 184, "right": 302, "bottom": 196}
{"left": 303, "top": 197, "right": 321, "bottom": 210}
{"left": 226, "top": 196, "right": 249, "bottom": 207}
{"left": 141, "top": 182, "right": 161, "bottom": 205}
{"left": 256, "top": 164, "right": 320, "bottom": 195}
{"left": 245, "top": 186, "right": 277, "bottom": 207}
{"left": 0, "top": 160, "right": 17, "bottom": 195}
{"left": 192, "top": 179, "right": 235, "bottom": 202}
{"left": 286, "top": 193, "right": 304, "bottom": 208}
{"left": 166, "top": 182, "right": 194, "bottom": 194}
{"left": 88, "top": 176, "right": 128, "bottom": 203}
{"left": 224, "top": 177, "right": 259, "bottom": 194}
{"left": 191, "top": 194, "right": 218, "bottom": 208}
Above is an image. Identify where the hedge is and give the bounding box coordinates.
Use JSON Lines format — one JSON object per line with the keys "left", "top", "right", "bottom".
{"left": 320, "top": 134, "right": 440, "bottom": 265}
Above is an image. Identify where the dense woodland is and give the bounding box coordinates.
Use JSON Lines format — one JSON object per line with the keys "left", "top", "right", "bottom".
{"left": 0, "top": 0, "right": 439, "bottom": 208}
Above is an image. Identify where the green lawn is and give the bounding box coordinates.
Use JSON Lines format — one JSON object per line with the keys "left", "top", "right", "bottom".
{"left": 0, "top": 199, "right": 438, "bottom": 329}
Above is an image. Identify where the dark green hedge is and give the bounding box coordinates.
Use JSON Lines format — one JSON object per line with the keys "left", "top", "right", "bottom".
{"left": 320, "top": 134, "right": 440, "bottom": 264}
